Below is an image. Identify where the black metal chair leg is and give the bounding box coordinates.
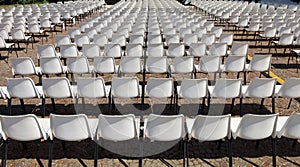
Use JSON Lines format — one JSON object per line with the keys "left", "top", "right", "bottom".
{"left": 94, "top": 142, "right": 98, "bottom": 167}
{"left": 272, "top": 98, "right": 275, "bottom": 114}
{"left": 2, "top": 140, "right": 8, "bottom": 167}
{"left": 48, "top": 140, "right": 53, "bottom": 167}
{"left": 229, "top": 138, "right": 233, "bottom": 167}
{"left": 272, "top": 138, "right": 276, "bottom": 167}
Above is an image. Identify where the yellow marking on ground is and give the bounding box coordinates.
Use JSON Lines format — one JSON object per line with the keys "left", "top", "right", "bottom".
{"left": 247, "top": 55, "right": 285, "bottom": 84}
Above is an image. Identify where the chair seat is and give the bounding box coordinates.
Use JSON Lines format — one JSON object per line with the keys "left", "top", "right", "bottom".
{"left": 292, "top": 49, "right": 300, "bottom": 54}
{"left": 5, "top": 42, "right": 14, "bottom": 48}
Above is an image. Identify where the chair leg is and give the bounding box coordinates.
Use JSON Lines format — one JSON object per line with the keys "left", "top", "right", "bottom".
{"left": 8, "top": 99, "right": 12, "bottom": 115}
{"left": 230, "top": 98, "right": 235, "bottom": 111}
{"left": 2, "top": 140, "right": 7, "bottom": 167}
{"left": 183, "top": 140, "right": 187, "bottom": 167}
{"left": 239, "top": 98, "right": 243, "bottom": 117}
{"left": 260, "top": 98, "right": 264, "bottom": 109}
{"left": 48, "top": 140, "right": 53, "bottom": 167}
{"left": 51, "top": 98, "right": 56, "bottom": 111}
{"left": 42, "top": 98, "right": 46, "bottom": 118}
{"left": 94, "top": 142, "right": 98, "bottom": 167}
{"left": 272, "top": 98, "right": 275, "bottom": 114}
{"left": 20, "top": 99, "right": 26, "bottom": 113}
{"left": 272, "top": 138, "right": 276, "bottom": 167}
{"left": 287, "top": 98, "right": 292, "bottom": 109}
{"left": 228, "top": 138, "right": 233, "bottom": 167}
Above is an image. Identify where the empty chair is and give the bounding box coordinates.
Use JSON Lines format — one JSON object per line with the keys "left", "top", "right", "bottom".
{"left": 27, "top": 23, "right": 46, "bottom": 43}
{"left": 244, "top": 54, "right": 272, "bottom": 84}
{"left": 147, "top": 34, "right": 162, "bottom": 45}
{"left": 274, "top": 78, "right": 300, "bottom": 109}
{"left": 42, "top": 77, "right": 75, "bottom": 112}
{"left": 82, "top": 44, "right": 101, "bottom": 59}
{"left": 210, "top": 27, "right": 223, "bottom": 38}
{"left": 93, "top": 34, "right": 108, "bottom": 49}
{"left": 179, "top": 27, "right": 192, "bottom": 40}
{"left": 194, "top": 56, "right": 220, "bottom": 78}
{"left": 227, "top": 42, "right": 248, "bottom": 57}
{"left": 183, "top": 34, "right": 198, "bottom": 47}
{"left": 111, "top": 34, "right": 126, "bottom": 47}
{"left": 125, "top": 43, "right": 143, "bottom": 57}
{"left": 145, "top": 78, "right": 174, "bottom": 113}
{"left": 200, "top": 33, "right": 216, "bottom": 47}
{"left": 143, "top": 114, "right": 185, "bottom": 165}
{"left": 166, "top": 43, "right": 185, "bottom": 57}
{"left": 219, "top": 33, "right": 234, "bottom": 47}
{"left": 220, "top": 56, "right": 246, "bottom": 78}
{"left": 118, "top": 56, "right": 143, "bottom": 76}
{"left": 66, "top": 56, "right": 93, "bottom": 82}
{"left": 164, "top": 34, "right": 180, "bottom": 46}
{"left": 277, "top": 112, "right": 300, "bottom": 145}
{"left": 187, "top": 114, "right": 232, "bottom": 166}
{"left": 85, "top": 28, "right": 97, "bottom": 41}
{"left": 207, "top": 42, "right": 227, "bottom": 57}
{"left": 169, "top": 56, "right": 194, "bottom": 78}
{"left": 0, "top": 114, "right": 48, "bottom": 167}
{"left": 231, "top": 114, "right": 278, "bottom": 167}
{"left": 129, "top": 34, "right": 144, "bottom": 46}
{"left": 11, "top": 57, "right": 41, "bottom": 78}
{"left": 55, "top": 35, "right": 72, "bottom": 48}
{"left": 48, "top": 114, "right": 96, "bottom": 167}
{"left": 40, "top": 57, "right": 68, "bottom": 76}
{"left": 111, "top": 77, "right": 140, "bottom": 112}
{"left": 244, "top": 22, "right": 260, "bottom": 39}
{"left": 241, "top": 78, "right": 276, "bottom": 115}
{"left": 145, "top": 56, "right": 169, "bottom": 77}
{"left": 4, "top": 77, "right": 43, "bottom": 114}
{"left": 271, "top": 33, "right": 294, "bottom": 58}
{"left": 146, "top": 43, "right": 164, "bottom": 57}
{"left": 37, "top": 44, "right": 60, "bottom": 59}
{"left": 11, "top": 28, "right": 32, "bottom": 53}
{"left": 74, "top": 34, "right": 90, "bottom": 48}
{"left": 176, "top": 78, "right": 208, "bottom": 114}
{"left": 187, "top": 43, "right": 206, "bottom": 57}
{"left": 68, "top": 28, "right": 81, "bottom": 41}
{"left": 257, "top": 26, "right": 277, "bottom": 49}
{"left": 0, "top": 35, "right": 16, "bottom": 59}
{"left": 93, "top": 57, "right": 117, "bottom": 76}
{"left": 103, "top": 44, "right": 122, "bottom": 58}
{"left": 195, "top": 27, "right": 207, "bottom": 40}
{"left": 208, "top": 78, "right": 242, "bottom": 112}
{"left": 59, "top": 44, "right": 82, "bottom": 59}
{"left": 95, "top": 114, "right": 139, "bottom": 166}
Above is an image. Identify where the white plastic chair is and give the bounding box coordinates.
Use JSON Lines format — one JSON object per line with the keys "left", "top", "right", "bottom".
{"left": 74, "top": 34, "right": 90, "bottom": 48}
{"left": 242, "top": 78, "right": 276, "bottom": 114}
{"left": 55, "top": 35, "right": 72, "bottom": 48}
{"left": 66, "top": 56, "right": 94, "bottom": 82}
{"left": 93, "top": 57, "right": 117, "bottom": 76}
{"left": 187, "top": 43, "right": 206, "bottom": 57}
{"left": 274, "top": 78, "right": 300, "bottom": 109}
{"left": 11, "top": 57, "right": 41, "bottom": 78}
{"left": 11, "top": 28, "right": 32, "bottom": 53}
{"left": 37, "top": 44, "right": 60, "bottom": 60}
{"left": 207, "top": 42, "right": 227, "bottom": 57}
{"left": 0, "top": 36, "right": 16, "bottom": 59}
{"left": 166, "top": 43, "right": 185, "bottom": 57}
{"left": 40, "top": 57, "right": 68, "bottom": 76}
{"left": 220, "top": 56, "right": 246, "bottom": 78}
{"left": 227, "top": 42, "right": 248, "bottom": 57}
{"left": 59, "top": 44, "right": 82, "bottom": 59}
{"left": 125, "top": 43, "right": 143, "bottom": 57}
{"left": 176, "top": 78, "right": 208, "bottom": 114}
{"left": 0, "top": 114, "right": 48, "bottom": 167}
{"left": 169, "top": 56, "right": 194, "bottom": 78}
{"left": 231, "top": 114, "right": 278, "bottom": 167}
{"left": 146, "top": 43, "right": 164, "bottom": 57}
{"left": 277, "top": 112, "right": 300, "bottom": 142}
{"left": 48, "top": 114, "right": 95, "bottom": 167}
{"left": 118, "top": 56, "right": 143, "bottom": 76}
{"left": 103, "top": 44, "right": 122, "bottom": 58}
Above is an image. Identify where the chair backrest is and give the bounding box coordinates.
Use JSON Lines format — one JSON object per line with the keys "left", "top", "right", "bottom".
{"left": 145, "top": 56, "right": 168, "bottom": 74}
{"left": 277, "top": 78, "right": 300, "bottom": 98}
{"left": 200, "top": 33, "right": 216, "bottom": 46}
{"left": 144, "top": 114, "right": 184, "bottom": 141}
{"left": 166, "top": 43, "right": 185, "bottom": 57}
{"left": 278, "top": 33, "right": 294, "bottom": 45}
{"left": 248, "top": 54, "right": 271, "bottom": 72}
{"left": 195, "top": 27, "right": 207, "bottom": 40}
{"left": 146, "top": 78, "right": 173, "bottom": 98}
{"left": 219, "top": 33, "right": 234, "bottom": 46}
{"left": 74, "top": 34, "right": 90, "bottom": 47}
{"left": 119, "top": 56, "right": 142, "bottom": 74}
{"left": 77, "top": 77, "right": 107, "bottom": 98}
{"left": 263, "top": 27, "right": 277, "bottom": 38}
{"left": 11, "top": 57, "right": 38, "bottom": 75}
{"left": 208, "top": 42, "right": 227, "bottom": 57}
{"left": 183, "top": 34, "right": 198, "bottom": 46}
{"left": 97, "top": 114, "right": 138, "bottom": 141}
{"left": 0, "top": 114, "right": 47, "bottom": 141}
{"left": 199, "top": 56, "right": 220, "bottom": 73}
{"left": 148, "top": 34, "right": 162, "bottom": 44}
{"left": 50, "top": 114, "right": 92, "bottom": 141}
{"left": 244, "top": 78, "right": 276, "bottom": 98}
{"left": 82, "top": 44, "right": 101, "bottom": 59}
{"left": 42, "top": 77, "right": 73, "bottom": 98}
{"left": 126, "top": 43, "right": 143, "bottom": 57}
{"left": 93, "top": 34, "right": 108, "bottom": 48}
{"left": 210, "top": 27, "right": 223, "bottom": 38}
{"left": 230, "top": 42, "right": 248, "bottom": 56}
{"left": 277, "top": 112, "right": 300, "bottom": 139}
{"left": 111, "top": 77, "right": 140, "bottom": 98}
{"left": 11, "top": 29, "right": 26, "bottom": 40}
{"left": 55, "top": 35, "right": 72, "bottom": 47}
{"left": 129, "top": 34, "right": 144, "bottom": 45}
{"left": 104, "top": 44, "right": 121, "bottom": 58}
{"left": 93, "top": 57, "right": 116, "bottom": 74}
{"left": 147, "top": 43, "right": 164, "bottom": 57}
{"left": 171, "top": 56, "right": 194, "bottom": 74}
{"left": 164, "top": 34, "right": 180, "bottom": 46}
{"left": 191, "top": 114, "right": 231, "bottom": 141}
{"left": 6, "top": 77, "right": 41, "bottom": 99}
{"left": 223, "top": 56, "right": 245, "bottom": 72}
{"left": 189, "top": 43, "right": 206, "bottom": 57}
{"left": 40, "top": 57, "right": 65, "bottom": 74}
{"left": 233, "top": 114, "right": 278, "bottom": 139}
{"left": 179, "top": 78, "right": 208, "bottom": 99}
{"left": 37, "top": 44, "right": 57, "bottom": 59}
{"left": 211, "top": 78, "right": 242, "bottom": 98}
{"left": 60, "top": 44, "right": 80, "bottom": 58}
{"left": 111, "top": 34, "right": 126, "bottom": 47}
{"left": 67, "top": 56, "right": 91, "bottom": 74}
